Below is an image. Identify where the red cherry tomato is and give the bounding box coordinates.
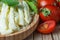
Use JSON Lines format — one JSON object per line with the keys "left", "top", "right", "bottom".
{"left": 37, "top": 0, "right": 56, "bottom": 8}
{"left": 37, "top": 20, "right": 56, "bottom": 34}
{"left": 39, "top": 6, "right": 60, "bottom": 22}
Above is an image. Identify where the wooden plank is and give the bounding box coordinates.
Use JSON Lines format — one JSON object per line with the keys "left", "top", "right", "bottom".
{"left": 24, "top": 33, "right": 33, "bottom": 40}
{"left": 42, "top": 34, "right": 52, "bottom": 40}
{"left": 33, "top": 31, "right": 42, "bottom": 40}
{"left": 57, "top": 25, "right": 60, "bottom": 40}
{"left": 52, "top": 25, "right": 60, "bottom": 40}
{"left": 52, "top": 33, "right": 59, "bottom": 40}
{"left": 57, "top": 32, "right": 60, "bottom": 40}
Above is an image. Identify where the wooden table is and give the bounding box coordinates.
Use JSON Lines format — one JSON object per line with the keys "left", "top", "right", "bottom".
{"left": 24, "top": 24, "right": 60, "bottom": 40}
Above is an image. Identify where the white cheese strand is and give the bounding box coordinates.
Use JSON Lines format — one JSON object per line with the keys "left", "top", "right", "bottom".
{"left": 23, "top": 1, "right": 31, "bottom": 24}
{"left": 0, "top": 3, "right": 9, "bottom": 31}
{"left": 18, "top": 9, "right": 25, "bottom": 26}
{"left": 14, "top": 11, "right": 19, "bottom": 25}
{"left": 0, "top": 3, "right": 13, "bottom": 35}
{"left": 8, "top": 7, "right": 19, "bottom": 31}
{"left": 18, "top": 2, "right": 25, "bottom": 26}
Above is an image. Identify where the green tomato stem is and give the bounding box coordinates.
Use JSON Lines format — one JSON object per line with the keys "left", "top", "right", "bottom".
{"left": 40, "top": 8, "right": 51, "bottom": 16}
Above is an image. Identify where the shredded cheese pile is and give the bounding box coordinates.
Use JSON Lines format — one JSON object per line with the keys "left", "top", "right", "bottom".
{"left": 0, "top": 1, "right": 32, "bottom": 35}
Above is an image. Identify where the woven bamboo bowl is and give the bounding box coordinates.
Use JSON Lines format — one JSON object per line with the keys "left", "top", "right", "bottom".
{"left": 0, "top": 14, "right": 39, "bottom": 40}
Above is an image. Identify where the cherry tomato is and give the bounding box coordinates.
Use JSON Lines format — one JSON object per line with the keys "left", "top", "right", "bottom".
{"left": 37, "top": 0, "right": 56, "bottom": 8}
{"left": 37, "top": 20, "right": 56, "bottom": 34}
{"left": 39, "top": 6, "right": 60, "bottom": 22}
